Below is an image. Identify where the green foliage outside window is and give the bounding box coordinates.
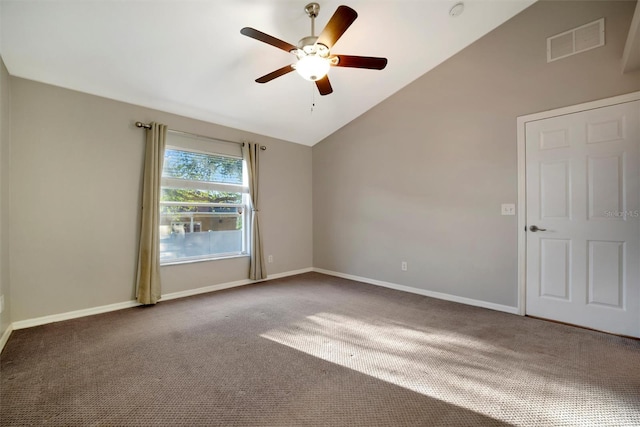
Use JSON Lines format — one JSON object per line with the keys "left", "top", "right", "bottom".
{"left": 161, "top": 149, "right": 245, "bottom": 230}
{"left": 163, "top": 149, "right": 242, "bottom": 184}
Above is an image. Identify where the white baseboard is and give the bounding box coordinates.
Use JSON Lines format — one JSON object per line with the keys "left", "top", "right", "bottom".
{"left": 313, "top": 268, "right": 520, "bottom": 315}
{"left": 267, "top": 267, "right": 314, "bottom": 280}
{"left": 0, "top": 323, "right": 13, "bottom": 354}
{"left": 10, "top": 267, "right": 315, "bottom": 331}
{"left": 162, "top": 267, "right": 314, "bottom": 301}
{"left": 161, "top": 279, "right": 254, "bottom": 301}
{"left": 12, "top": 300, "right": 142, "bottom": 330}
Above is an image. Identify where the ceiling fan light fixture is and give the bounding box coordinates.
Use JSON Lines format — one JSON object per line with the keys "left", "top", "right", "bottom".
{"left": 240, "top": 4, "right": 387, "bottom": 95}
{"left": 294, "top": 55, "right": 330, "bottom": 81}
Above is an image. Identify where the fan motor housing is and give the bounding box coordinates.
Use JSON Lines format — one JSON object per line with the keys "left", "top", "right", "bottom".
{"left": 298, "top": 36, "right": 318, "bottom": 50}
{"left": 296, "top": 36, "right": 329, "bottom": 58}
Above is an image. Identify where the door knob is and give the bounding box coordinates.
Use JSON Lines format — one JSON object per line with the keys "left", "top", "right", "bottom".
{"left": 529, "top": 225, "right": 547, "bottom": 232}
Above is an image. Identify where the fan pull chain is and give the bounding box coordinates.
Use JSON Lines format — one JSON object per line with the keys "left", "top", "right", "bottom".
{"left": 310, "top": 85, "right": 316, "bottom": 114}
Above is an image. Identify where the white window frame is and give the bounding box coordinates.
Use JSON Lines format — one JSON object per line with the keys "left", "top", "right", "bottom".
{"left": 160, "top": 142, "right": 250, "bottom": 265}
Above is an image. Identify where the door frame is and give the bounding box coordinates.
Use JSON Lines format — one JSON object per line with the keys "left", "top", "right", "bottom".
{"left": 516, "top": 91, "right": 640, "bottom": 316}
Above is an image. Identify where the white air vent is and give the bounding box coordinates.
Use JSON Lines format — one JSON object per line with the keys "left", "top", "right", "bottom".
{"left": 547, "top": 18, "right": 605, "bottom": 63}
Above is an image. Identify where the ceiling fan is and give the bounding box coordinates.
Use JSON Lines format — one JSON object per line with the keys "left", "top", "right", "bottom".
{"left": 240, "top": 3, "right": 387, "bottom": 96}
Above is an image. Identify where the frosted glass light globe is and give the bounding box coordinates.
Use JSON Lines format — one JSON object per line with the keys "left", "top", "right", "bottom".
{"left": 295, "top": 55, "right": 330, "bottom": 81}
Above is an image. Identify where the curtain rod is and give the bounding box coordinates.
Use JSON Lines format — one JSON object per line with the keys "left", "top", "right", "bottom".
{"left": 135, "top": 122, "right": 266, "bottom": 150}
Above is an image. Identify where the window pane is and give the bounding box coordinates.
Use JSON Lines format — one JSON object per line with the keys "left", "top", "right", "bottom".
{"left": 163, "top": 149, "right": 243, "bottom": 185}
{"left": 160, "top": 205, "right": 245, "bottom": 262}
{"left": 161, "top": 188, "right": 242, "bottom": 204}
{"left": 160, "top": 145, "right": 247, "bottom": 264}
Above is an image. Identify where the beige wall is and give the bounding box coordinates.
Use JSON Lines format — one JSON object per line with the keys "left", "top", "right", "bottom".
{"left": 9, "top": 78, "right": 312, "bottom": 322}
{"left": 0, "top": 57, "right": 11, "bottom": 334}
{"left": 313, "top": 1, "right": 640, "bottom": 308}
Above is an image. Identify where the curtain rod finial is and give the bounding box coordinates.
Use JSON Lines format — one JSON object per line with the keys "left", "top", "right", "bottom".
{"left": 135, "top": 121, "right": 152, "bottom": 129}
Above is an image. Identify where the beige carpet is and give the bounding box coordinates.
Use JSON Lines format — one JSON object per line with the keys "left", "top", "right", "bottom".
{"left": 1, "top": 272, "right": 638, "bottom": 426}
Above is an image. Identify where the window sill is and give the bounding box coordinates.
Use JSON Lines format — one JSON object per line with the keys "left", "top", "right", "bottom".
{"left": 160, "top": 253, "right": 250, "bottom": 267}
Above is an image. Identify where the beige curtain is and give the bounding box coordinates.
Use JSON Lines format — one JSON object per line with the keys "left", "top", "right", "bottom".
{"left": 136, "top": 122, "right": 167, "bottom": 304}
{"left": 243, "top": 142, "right": 267, "bottom": 280}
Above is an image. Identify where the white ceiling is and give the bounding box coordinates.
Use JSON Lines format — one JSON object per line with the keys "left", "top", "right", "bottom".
{"left": 0, "top": 0, "right": 535, "bottom": 146}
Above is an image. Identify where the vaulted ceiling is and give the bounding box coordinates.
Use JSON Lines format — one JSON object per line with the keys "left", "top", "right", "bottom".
{"left": 0, "top": 0, "right": 536, "bottom": 146}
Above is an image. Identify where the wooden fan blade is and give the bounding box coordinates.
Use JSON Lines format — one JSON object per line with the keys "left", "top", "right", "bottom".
{"left": 256, "top": 65, "right": 295, "bottom": 83}
{"left": 315, "top": 75, "right": 333, "bottom": 96}
{"left": 240, "top": 27, "right": 297, "bottom": 53}
{"left": 332, "top": 55, "right": 388, "bottom": 70}
{"left": 316, "top": 6, "right": 358, "bottom": 49}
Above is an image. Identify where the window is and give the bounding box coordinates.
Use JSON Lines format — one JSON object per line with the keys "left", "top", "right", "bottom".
{"left": 159, "top": 133, "right": 248, "bottom": 264}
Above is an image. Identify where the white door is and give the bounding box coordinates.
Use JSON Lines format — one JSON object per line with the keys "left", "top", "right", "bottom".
{"left": 525, "top": 100, "right": 640, "bottom": 337}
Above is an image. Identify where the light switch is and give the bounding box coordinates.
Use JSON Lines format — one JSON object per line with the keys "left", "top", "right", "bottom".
{"left": 501, "top": 204, "right": 516, "bottom": 215}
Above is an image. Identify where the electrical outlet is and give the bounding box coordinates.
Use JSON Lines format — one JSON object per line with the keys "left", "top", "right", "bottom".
{"left": 401, "top": 261, "right": 408, "bottom": 271}
{"left": 267, "top": 255, "right": 273, "bottom": 263}
{"left": 501, "top": 203, "right": 516, "bottom": 216}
